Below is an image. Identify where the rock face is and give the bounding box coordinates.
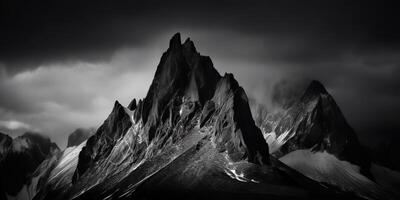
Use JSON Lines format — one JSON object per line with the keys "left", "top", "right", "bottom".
{"left": 0, "top": 132, "right": 59, "bottom": 197}
{"left": 69, "top": 33, "right": 269, "bottom": 194}
{"left": 67, "top": 128, "right": 95, "bottom": 147}
{"left": 257, "top": 80, "right": 370, "bottom": 172}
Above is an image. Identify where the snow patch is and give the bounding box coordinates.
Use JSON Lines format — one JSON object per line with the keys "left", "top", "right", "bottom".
{"left": 223, "top": 153, "right": 259, "bottom": 183}
{"left": 263, "top": 129, "right": 293, "bottom": 153}
{"left": 49, "top": 141, "right": 85, "bottom": 182}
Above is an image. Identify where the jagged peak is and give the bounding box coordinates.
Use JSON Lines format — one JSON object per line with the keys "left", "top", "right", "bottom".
{"left": 183, "top": 37, "right": 197, "bottom": 53}
{"left": 128, "top": 98, "right": 137, "bottom": 111}
{"left": 169, "top": 32, "right": 182, "bottom": 50}
{"left": 109, "top": 100, "right": 130, "bottom": 122}
{"left": 112, "top": 100, "right": 124, "bottom": 110}
{"left": 221, "top": 73, "right": 240, "bottom": 89}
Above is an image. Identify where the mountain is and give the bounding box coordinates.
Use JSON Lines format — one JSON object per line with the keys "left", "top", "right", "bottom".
{"left": 6, "top": 33, "right": 394, "bottom": 200}
{"left": 67, "top": 33, "right": 269, "bottom": 191}
{"left": 28, "top": 33, "right": 349, "bottom": 200}
{"left": 0, "top": 132, "right": 59, "bottom": 199}
{"left": 257, "top": 80, "right": 369, "bottom": 171}
{"left": 67, "top": 128, "right": 95, "bottom": 148}
{"left": 252, "top": 79, "right": 400, "bottom": 199}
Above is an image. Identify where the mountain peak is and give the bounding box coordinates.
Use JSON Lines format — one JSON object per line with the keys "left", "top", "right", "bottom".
{"left": 183, "top": 37, "right": 197, "bottom": 53}
{"left": 128, "top": 98, "right": 137, "bottom": 111}
{"left": 169, "top": 32, "right": 182, "bottom": 50}
{"left": 303, "top": 80, "right": 328, "bottom": 98}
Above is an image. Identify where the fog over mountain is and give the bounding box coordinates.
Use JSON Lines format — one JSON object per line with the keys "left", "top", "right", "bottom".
{"left": 1, "top": 0, "right": 399, "bottom": 150}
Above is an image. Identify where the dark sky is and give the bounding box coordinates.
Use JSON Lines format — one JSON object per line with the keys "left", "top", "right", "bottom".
{"left": 0, "top": 0, "right": 399, "bottom": 148}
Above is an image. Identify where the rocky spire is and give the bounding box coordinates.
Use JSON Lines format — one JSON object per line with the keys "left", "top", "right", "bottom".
{"left": 128, "top": 98, "right": 137, "bottom": 111}
{"left": 169, "top": 32, "right": 182, "bottom": 51}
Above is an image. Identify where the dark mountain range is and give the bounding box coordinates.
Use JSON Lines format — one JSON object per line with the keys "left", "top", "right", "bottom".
{"left": 1, "top": 33, "right": 399, "bottom": 200}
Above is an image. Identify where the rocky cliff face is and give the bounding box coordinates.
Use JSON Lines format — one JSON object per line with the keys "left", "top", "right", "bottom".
{"left": 0, "top": 132, "right": 59, "bottom": 197}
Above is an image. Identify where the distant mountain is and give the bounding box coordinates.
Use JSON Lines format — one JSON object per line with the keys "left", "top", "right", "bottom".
{"left": 251, "top": 79, "right": 400, "bottom": 199}
{"left": 257, "top": 80, "right": 370, "bottom": 171}
{"left": 67, "top": 128, "right": 95, "bottom": 147}
{"left": 0, "top": 132, "right": 59, "bottom": 198}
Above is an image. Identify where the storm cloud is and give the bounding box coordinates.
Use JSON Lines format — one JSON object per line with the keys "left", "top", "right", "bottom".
{"left": 1, "top": 0, "right": 399, "bottom": 148}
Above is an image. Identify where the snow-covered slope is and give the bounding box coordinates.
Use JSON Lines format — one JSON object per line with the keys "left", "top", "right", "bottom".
{"left": 9, "top": 141, "right": 85, "bottom": 200}
{"left": 280, "top": 150, "right": 393, "bottom": 200}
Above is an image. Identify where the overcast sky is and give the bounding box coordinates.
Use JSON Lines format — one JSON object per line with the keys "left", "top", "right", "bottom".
{"left": 1, "top": 0, "right": 399, "bottom": 148}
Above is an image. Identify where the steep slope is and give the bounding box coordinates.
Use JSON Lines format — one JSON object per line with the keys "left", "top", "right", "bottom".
{"left": 280, "top": 150, "right": 392, "bottom": 200}
{"left": 30, "top": 141, "right": 86, "bottom": 200}
{"left": 0, "top": 132, "right": 59, "bottom": 198}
